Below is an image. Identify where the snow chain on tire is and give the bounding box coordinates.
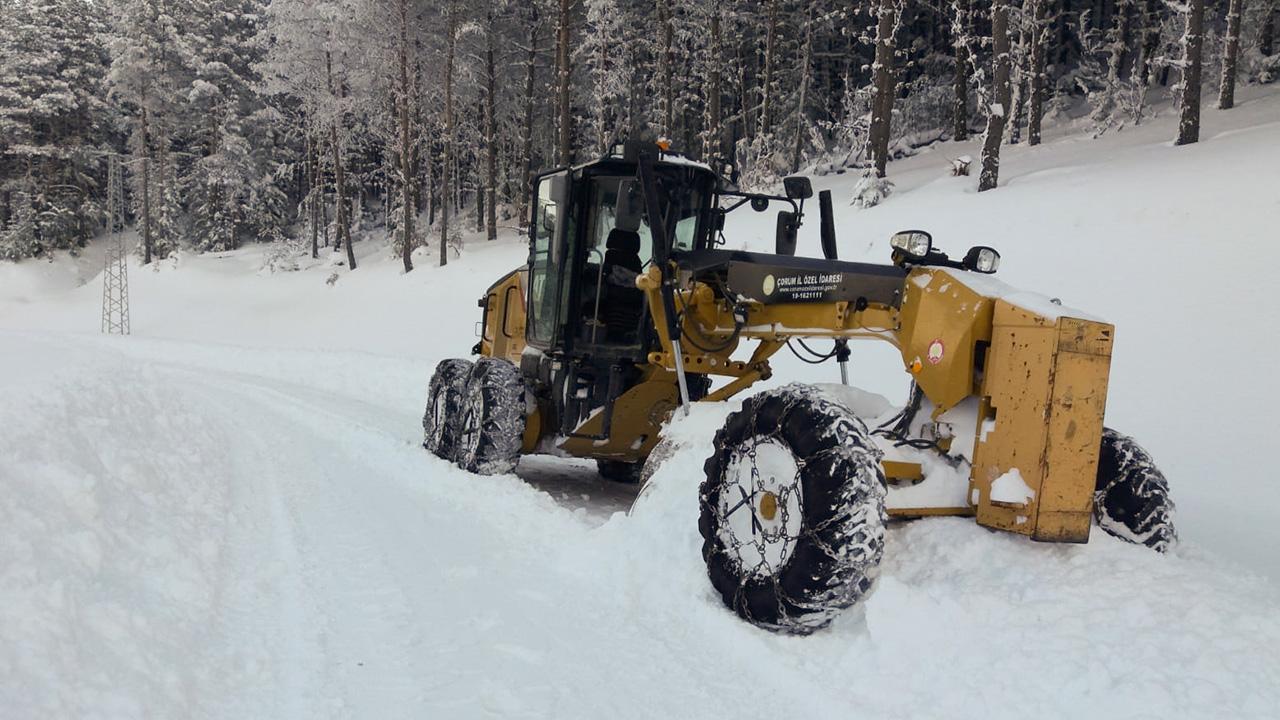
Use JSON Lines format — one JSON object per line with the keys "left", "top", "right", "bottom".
{"left": 1094, "top": 427, "right": 1177, "bottom": 552}
{"left": 422, "top": 358, "right": 474, "bottom": 460}
{"left": 699, "top": 384, "right": 888, "bottom": 634}
{"left": 456, "top": 357, "right": 526, "bottom": 475}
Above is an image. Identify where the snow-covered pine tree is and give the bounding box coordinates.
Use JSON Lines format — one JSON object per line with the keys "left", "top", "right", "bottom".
{"left": 0, "top": 0, "right": 112, "bottom": 260}
{"left": 186, "top": 0, "right": 284, "bottom": 253}
{"left": 108, "top": 0, "right": 198, "bottom": 263}
{"left": 580, "top": 0, "right": 634, "bottom": 155}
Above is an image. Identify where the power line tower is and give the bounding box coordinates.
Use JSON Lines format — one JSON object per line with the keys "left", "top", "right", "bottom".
{"left": 101, "top": 154, "right": 130, "bottom": 335}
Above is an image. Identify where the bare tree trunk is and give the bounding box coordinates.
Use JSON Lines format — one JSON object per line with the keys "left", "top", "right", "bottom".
{"left": 791, "top": 6, "right": 814, "bottom": 172}
{"left": 1140, "top": 0, "right": 1163, "bottom": 84}
{"left": 951, "top": 0, "right": 972, "bottom": 140}
{"left": 327, "top": 51, "right": 356, "bottom": 270}
{"left": 398, "top": 0, "right": 415, "bottom": 272}
{"left": 140, "top": 104, "right": 152, "bottom": 265}
{"left": 475, "top": 131, "right": 484, "bottom": 233}
{"left": 518, "top": 9, "right": 538, "bottom": 230}
{"left": 659, "top": 0, "right": 674, "bottom": 135}
{"left": 485, "top": 5, "right": 498, "bottom": 241}
{"left": 868, "top": 0, "right": 898, "bottom": 178}
{"left": 331, "top": 124, "right": 354, "bottom": 269}
{"left": 556, "top": 0, "right": 572, "bottom": 165}
{"left": 1176, "top": 0, "right": 1205, "bottom": 145}
{"left": 706, "top": 0, "right": 723, "bottom": 165}
{"left": 979, "top": 0, "right": 1011, "bottom": 191}
{"left": 1006, "top": 16, "right": 1028, "bottom": 145}
{"left": 1262, "top": 7, "right": 1276, "bottom": 57}
{"left": 1218, "top": 0, "right": 1245, "bottom": 109}
{"left": 427, "top": 147, "right": 436, "bottom": 227}
{"left": 307, "top": 131, "right": 319, "bottom": 259}
{"left": 760, "top": 0, "right": 779, "bottom": 136}
{"left": 1107, "top": 0, "right": 1133, "bottom": 83}
{"left": 441, "top": 7, "right": 458, "bottom": 266}
{"left": 1027, "top": 0, "right": 1049, "bottom": 145}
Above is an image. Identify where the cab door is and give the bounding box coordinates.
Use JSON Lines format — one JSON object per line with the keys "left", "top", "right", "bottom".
{"left": 526, "top": 171, "right": 571, "bottom": 349}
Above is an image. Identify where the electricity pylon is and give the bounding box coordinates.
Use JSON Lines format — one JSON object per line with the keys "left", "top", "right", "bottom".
{"left": 101, "top": 155, "right": 130, "bottom": 335}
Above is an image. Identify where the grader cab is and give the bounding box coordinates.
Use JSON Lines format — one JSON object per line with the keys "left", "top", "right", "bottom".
{"left": 423, "top": 141, "right": 1176, "bottom": 633}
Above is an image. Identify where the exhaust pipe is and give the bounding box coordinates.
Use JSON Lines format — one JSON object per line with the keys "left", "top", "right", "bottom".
{"left": 819, "top": 190, "right": 838, "bottom": 261}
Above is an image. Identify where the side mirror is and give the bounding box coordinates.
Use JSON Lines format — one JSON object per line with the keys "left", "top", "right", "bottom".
{"left": 963, "top": 246, "right": 1001, "bottom": 274}
{"left": 547, "top": 173, "right": 567, "bottom": 203}
{"left": 615, "top": 179, "right": 642, "bottom": 232}
{"left": 783, "top": 176, "right": 813, "bottom": 200}
{"left": 890, "top": 230, "right": 932, "bottom": 259}
{"left": 540, "top": 205, "right": 556, "bottom": 232}
{"left": 776, "top": 211, "right": 799, "bottom": 256}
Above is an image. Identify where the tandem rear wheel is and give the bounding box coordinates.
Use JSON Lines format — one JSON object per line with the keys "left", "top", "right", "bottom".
{"left": 423, "top": 357, "right": 525, "bottom": 475}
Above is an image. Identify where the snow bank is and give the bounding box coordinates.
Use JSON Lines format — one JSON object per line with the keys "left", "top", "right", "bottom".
{"left": 0, "top": 358, "right": 235, "bottom": 717}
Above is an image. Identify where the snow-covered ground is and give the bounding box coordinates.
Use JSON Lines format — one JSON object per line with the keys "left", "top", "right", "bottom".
{"left": 2, "top": 89, "right": 1279, "bottom": 718}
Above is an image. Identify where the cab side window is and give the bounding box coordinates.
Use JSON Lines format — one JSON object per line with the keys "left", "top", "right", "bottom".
{"left": 528, "top": 178, "right": 560, "bottom": 344}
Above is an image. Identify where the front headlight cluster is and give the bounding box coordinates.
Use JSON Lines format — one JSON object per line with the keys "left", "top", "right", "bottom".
{"left": 963, "top": 246, "right": 1001, "bottom": 274}
{"left": 888, "top": 230, "right": 1001, "bottom": 275}
{"left": 889, "top": 230, "right": 933, "bottom": 258}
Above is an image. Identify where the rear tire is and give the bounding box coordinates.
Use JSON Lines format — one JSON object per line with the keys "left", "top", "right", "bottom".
{"left": 699, "top": 384, "right": 887, "bottom": 634}
{"left": 1094, "top": 428, "right": 1177, "bottom": 552}
{"left": 422, "top": 359, "right": 473, "bottom": 460}
{"left": 456, "top": 357, "right": 526, "bottom": 475}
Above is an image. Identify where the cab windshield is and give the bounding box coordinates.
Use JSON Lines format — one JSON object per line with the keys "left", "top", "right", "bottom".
{"left": 582, "top": 176, "right": 706, "bottom": 261}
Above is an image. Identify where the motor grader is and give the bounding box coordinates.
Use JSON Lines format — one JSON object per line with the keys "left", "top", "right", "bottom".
{"left": 422, "top": 140, "right": 1176, "bottom": 634}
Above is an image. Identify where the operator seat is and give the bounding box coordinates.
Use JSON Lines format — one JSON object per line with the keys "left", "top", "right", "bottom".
{"left": 600, "top": 228, "right": 644, "bottom": 342}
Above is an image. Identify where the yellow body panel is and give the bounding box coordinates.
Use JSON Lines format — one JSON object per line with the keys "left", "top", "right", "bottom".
{"left": 480, "top": 262, "right": 1114, "bottom": 543}
{"left": 478, "top": 270, "right": 527, "bottom": 365}
{"left": 969, "top": 302, "right": 1113, "bottom": 542}
{"left": 558, "top": 375, "right": 679, "bottom": 461}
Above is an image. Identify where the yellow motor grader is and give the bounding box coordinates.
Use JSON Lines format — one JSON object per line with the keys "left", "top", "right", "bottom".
{"left": 422, "top": 141, "right": 1175, "bottom": 633}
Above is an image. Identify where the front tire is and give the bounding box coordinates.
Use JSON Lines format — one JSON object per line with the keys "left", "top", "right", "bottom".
{"left": 423, "top": 359, "right": 473, "bottom": 459}
{"left": 1094, "top": 428, "right": 1177, "bottom": 552}
{"left": 456, "top": 357, "right": 526, "bottom": 475}
{"left": 699, "top": 385, "right": 887, "bottom": 634}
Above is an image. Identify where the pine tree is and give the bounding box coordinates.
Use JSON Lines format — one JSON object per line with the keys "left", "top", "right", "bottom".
{"left": 108, "top": 0, "right": 197, "bottom": 263}
{"left": 187, "top": 0, "right": 283, "bottom": 252}
{"left": 0, "top": 0, "right": 112, "bottom": 260}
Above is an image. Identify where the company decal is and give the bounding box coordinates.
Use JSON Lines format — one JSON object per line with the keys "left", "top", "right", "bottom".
{"left": 927, "top": 339, "right": 945, "bottom": 365}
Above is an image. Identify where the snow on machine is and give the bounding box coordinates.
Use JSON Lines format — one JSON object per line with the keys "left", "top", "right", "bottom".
{"left": 422, "top": 140, "right": 1176, "bottom": 634}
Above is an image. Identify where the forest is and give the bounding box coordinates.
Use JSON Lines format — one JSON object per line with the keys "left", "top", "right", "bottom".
{"left": 0, "top": 0, "right": 1276, "bottom": 270}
